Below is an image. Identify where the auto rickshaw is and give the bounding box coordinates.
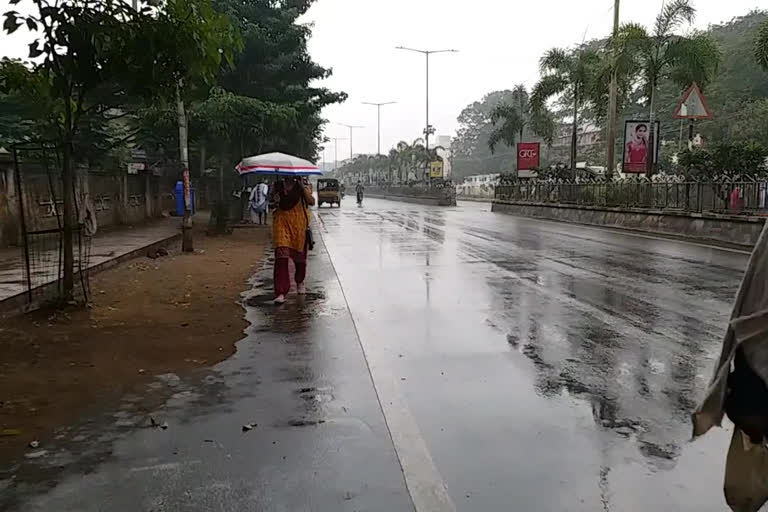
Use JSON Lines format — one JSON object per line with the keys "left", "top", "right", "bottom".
{"left": 317, "top": 178, "right": 341, "bottom": 207}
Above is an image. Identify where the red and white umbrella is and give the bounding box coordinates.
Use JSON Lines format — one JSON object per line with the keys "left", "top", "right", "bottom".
{"left": 235, "top": 152, "right": 322, "bottom": 176}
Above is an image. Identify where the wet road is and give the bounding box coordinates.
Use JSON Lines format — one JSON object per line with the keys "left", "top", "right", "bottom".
{"left": 1, "top": 197, "right": 750, "bottom": 511}
{"left": 317, "top": 198, "right": 746, "bottom": 511}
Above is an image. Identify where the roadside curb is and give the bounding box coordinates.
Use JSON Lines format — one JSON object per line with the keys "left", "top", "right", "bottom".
{"left": 0, "top": 232, "right": 181, "bottom": 318}
{"left": 492, "top": 208, "right": 753, "bottom": 253}
{"left": 492, "top": 199, "right": 764, "bottom": 249}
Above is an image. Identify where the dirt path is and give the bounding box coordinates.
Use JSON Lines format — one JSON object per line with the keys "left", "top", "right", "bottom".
{"left": 0, "top": 224, "right": 270, "bottom": 462}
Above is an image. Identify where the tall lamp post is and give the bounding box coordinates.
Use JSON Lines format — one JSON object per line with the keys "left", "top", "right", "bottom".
{"left": 338, "top": 123, "right": 364, "bottom": 160}
{"left": 330, "top": 137, "right": 347, "bottom": 172}
{"left": 395, "top": 47, "right": 457, "bottom": 151}
{"left": 395, "top": 46, "right": 457, "bottom": 185}
{"left": 362, "top": 101, "right": 396, "bottom": 155}
{"left": 605, "top": 0, "right": 621, "bottom": 176}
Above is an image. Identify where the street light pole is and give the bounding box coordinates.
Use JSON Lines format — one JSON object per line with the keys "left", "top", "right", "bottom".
{"left": 330, "top": 137, "right": 346, "bottom": 171}
{"left": 339, "top": 124, "right": 364, "bottom": 160}
{"left": 395, "top": 47, "right": 457, "bottom": 150}
{"left": 395, "top": 46, "right": 457, "bottom": 185}
{"left": 362, "top": 101, "right": 396, "bottom": 155}
{"left": 606, "top": 0, "right": 621, "bottom": 176}
{"left": 425, "top": 51, "right": 429, "bottom": 151}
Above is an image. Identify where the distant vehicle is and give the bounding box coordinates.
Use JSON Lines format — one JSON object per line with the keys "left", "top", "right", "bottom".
{"left": 317, "top": 178, "right": 341, "bottom": 207}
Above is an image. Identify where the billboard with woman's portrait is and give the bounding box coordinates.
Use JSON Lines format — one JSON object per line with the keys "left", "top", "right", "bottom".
{"left": 622, "top": 120, "right": 660, "bottom": 173}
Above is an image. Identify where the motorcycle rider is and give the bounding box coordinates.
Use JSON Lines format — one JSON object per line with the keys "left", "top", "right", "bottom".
{"left": 356, "top": 180, "right": 364, "bottom": 205}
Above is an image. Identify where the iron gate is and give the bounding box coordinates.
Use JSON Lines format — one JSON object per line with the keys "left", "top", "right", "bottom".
{"left": 12, "top": 142, "right": 92, "bottom": 306}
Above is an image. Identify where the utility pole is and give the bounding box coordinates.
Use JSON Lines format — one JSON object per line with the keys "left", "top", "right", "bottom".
{"left": 605, "top": 0, "right": 621, "bottom": 177}
{"left": 177, "top": 83, "right": 193, "bottom": 252}
{"left": 330, "top": 137, "right": 347, "bottom": 172}
{"left": 338, "top": 124, "right": 364, "bottom": 160}
{"left": 362, "top": 101, "right": 396, "bottom": 155}
{"left": 395, "top": 47, "right": 457, "bottom": 185}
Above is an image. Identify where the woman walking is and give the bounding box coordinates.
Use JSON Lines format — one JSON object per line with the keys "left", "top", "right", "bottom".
{"left": 271, "top": 177, "right": 315, "bottom": 304}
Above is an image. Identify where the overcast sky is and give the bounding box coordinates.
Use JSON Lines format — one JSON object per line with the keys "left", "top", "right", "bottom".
{"left": 1, "top": 0, "right": 762, "bottom": 161}
{"left": 304, "top": 0, "right": 762, "bottom": 162}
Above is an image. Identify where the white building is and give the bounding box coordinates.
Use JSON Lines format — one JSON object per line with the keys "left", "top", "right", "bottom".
{"left": 433, "top": 135, "right": 452, "bottom": 179}
{"left": 433, "top": 135, "right": 451, "bottom": 149}
{"left": 457, "top": 173, "right": 499, "bottom": 198}
{"left": 553, "top": 123, "right": 601, "bottom": 148}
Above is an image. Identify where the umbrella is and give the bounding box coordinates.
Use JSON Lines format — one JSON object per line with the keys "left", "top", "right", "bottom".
{"left": 235, "top": 152, "right": 322, "bottom": 176}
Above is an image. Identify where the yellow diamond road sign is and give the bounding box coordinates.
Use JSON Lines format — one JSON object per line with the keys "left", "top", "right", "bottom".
{"left": 673, "top": 83, "right": 712, "bottom": 120}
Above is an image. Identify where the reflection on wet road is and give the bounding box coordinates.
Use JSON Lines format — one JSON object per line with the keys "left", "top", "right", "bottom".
{"left": 318, "top": 198, "right": 746, "bottom": 511}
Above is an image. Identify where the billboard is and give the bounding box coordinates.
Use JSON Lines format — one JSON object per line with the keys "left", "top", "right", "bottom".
{"left": 517, "top": 142, "right": 540, "bottom": 171}
{"left": 622, "top": 120, "right": 660, "bottom": 173}
{"left": 429, "top": 160, "right": 444, "bottom": 178}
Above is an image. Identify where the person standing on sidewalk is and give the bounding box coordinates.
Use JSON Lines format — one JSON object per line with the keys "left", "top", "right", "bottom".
{"left": 271, "top": 177, "right": 315, "bottom": 304}
{"left": 249, "top": 179, "right": 269, "bottom": 225}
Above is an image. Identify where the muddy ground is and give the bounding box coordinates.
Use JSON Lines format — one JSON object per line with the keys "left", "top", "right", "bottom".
{"left": 0, "top": 224, "right": 270, "bottom": 462}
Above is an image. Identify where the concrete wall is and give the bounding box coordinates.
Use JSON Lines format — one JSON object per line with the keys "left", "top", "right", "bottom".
{"left": 492, "top": 200, "right": 766, "bottom": 247}
{"left": 0, "top": 164, "right": 178, "bottom": 248}
{"left": 366, "top": 186, "right": 457, "bottom": 206}
{"left": 366, "top": 191, "right": 443, "bottom": 206}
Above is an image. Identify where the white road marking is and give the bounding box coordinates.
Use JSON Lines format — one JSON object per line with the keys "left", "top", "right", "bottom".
{"left": 129, "top": 460, "right": 201, "bottom": 473}
{"left": 321, "top": 232, "right": 457, "bottom": 512}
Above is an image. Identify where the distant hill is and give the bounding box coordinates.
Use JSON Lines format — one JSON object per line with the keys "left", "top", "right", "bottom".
{"left": 628, "top": 10, "right": 768, "bottom": 149}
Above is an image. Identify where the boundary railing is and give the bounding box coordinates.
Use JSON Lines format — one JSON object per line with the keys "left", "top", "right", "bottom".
{"left": 494, "top": 180, "right": 768, "bottom": 215}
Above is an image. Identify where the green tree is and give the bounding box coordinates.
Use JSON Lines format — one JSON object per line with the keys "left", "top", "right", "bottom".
{"left": 530, "top": 46, "right": 602, "bottom": 173}
{"left": 614, "top": 0, "right": 720, "bottom": 172}
{"left": 2, "top": 0, "right": 239, "bottom": 299}
{"left": 488, "top": 84, "right": 555, "bottom": 154}
{"left": 213, "top": 0, "right": 346, "bottom": 161}
{"left": 680, "top": 142, "right": 767, "bottom": 179}
{"left": 757, "top": 19, "right": 768, "bottom": 71}
{"left": 451, "top": 90, "right": 528, "bottom": 180}
{"left": 0, "top": 59, "right": 56, "bottom": 147}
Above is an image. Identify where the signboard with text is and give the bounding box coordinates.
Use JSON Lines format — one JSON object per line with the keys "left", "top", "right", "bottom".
{"left": 430, "top": 160, "right": 444, "bottom": 178}
{"left": 127, "top": 162, "right": 145, "bottom": 175}
{"left": 517, "top": 142, "right": 540, "bottom": 172}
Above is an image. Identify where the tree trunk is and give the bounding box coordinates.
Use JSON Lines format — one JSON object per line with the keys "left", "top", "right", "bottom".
{"left": 606, "top": 69, "right": 618, "bottom": 178}
{"left": 177, "top": 83, "right": 193, "bottom": 252}
{"left": 570, "top": 87, "right": 579, "bottom": 178}
{"left": 61, "top": 139, "right": 74, "bottom": 300}
{"left": 647, "top": 76, "right": 657, "bottom": 177}
{"left": 199, "top": 141, "right": 206, "bottom": 178}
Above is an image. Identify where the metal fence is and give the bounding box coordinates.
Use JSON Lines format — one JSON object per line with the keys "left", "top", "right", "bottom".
{"left": 494, "top": 181, "right": 768, "bottom": 215}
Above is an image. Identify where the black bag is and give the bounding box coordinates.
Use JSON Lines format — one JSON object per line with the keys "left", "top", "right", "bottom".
{"left": 301, "top": 194, "right": 315, "bottom": 252}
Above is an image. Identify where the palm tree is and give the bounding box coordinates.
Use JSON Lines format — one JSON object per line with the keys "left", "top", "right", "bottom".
{"left": 488, "top": 85, "right": 526, "bottom": 153}
{"left": 388, "top": 139, "right": 427, "bottom": 184}
{"left": 757, "top": 20, "right": 768, "bottom": 71}
{"left": 530, "top": 47, "right": 601, "bottom": 173}
{"left": 488, "top": 84, "right": 556, "bottom": 156}
{"left": 613, "top": 0, "right": 720, "bottom": 172}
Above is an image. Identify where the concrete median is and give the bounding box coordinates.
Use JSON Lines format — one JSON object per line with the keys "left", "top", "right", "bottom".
{"left": 492, "top": 199, "right": 766, "bottom": 247}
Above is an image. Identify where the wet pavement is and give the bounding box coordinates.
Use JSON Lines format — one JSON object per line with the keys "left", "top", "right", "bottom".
{"left": 1, "top": 198, "right": 752, "bottom": 511}
{"left": 0, "top": 218, "right": 181, "bottom": 302}
{"left": 316, "top": 199, "right": 747, "bottom": 511}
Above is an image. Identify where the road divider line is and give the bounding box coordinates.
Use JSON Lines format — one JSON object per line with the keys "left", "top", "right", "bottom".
{"left": 320, "top": 231, "right": 457, "bottom": 512}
